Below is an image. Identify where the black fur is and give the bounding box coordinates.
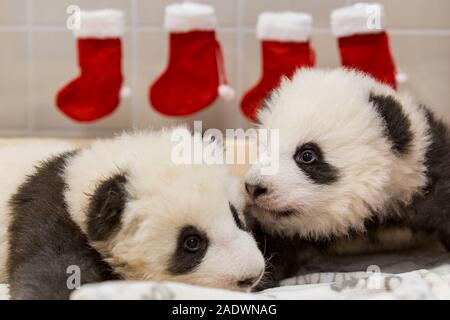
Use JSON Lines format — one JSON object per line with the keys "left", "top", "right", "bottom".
{"left": 294, "top": 142, "right": 339, "bottom": 184}
{"left": 7, "top": 152, "right": 119, "bottom": 300}
{"left": 369, "top": 93, "right": 413, "bottom": 154}
{"left": 168, "top": 225, "right": 208, "bottom": 275}
{"left": 363, "top": 108, "right": 450, "bottom": 248}
{"left": 246, "top": 214, "right": 328, "bottom": 290}
{"left": 229, "top": 203, "right": 245, "bottom": 230}
{"left": 404, "top": 107, "right": 450, "bottom": 249}
{"left": 87, "top": 174, "right": 127, "bottom": 241}
{"left": 250, "top": 106, "right": 450, "bottom": 289}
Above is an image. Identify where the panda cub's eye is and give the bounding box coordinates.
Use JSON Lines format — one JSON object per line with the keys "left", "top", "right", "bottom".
{"left": 183, "top": 235, "right": 202, "bottom": 252}
{"left": 296, "top": 149, "right": 318, "bottom": 164}
{"left": 168, "top": 226, "right": 208, "bottom": 275}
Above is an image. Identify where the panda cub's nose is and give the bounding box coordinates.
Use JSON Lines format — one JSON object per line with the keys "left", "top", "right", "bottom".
{"left": 245, "top": 183, "right": 268, "bottom": 200}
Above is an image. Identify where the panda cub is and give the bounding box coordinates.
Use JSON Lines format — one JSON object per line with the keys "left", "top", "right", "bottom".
{"left": 244, "top": 69, "right": 450, "bottom": 285}
{"left": 0, "top": 130, "right": 265, "bottom": 299}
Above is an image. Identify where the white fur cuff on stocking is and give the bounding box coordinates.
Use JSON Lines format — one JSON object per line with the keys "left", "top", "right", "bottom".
{"left": 257, "top": 12, "right": 313, "bottom": 42}
{"left": 331, "top": 3, "right": 386, "bottom": 37}
{"left": 164, "top": 3, "right": 217, "bottom": 32}
{"left": 74, "top": 9, "right": 124, "bottom": 39}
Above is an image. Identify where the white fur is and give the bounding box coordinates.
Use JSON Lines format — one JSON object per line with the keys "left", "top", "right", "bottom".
{"left": 246, "top": 68, "right": 430, "bottom": 239}
{"left": 257, "top": 12, "right": 313, "bottom": 42}
{"left": 0, "top": 142, "right": 76, "bottom": 282}
{"left": 62, "top": 130, "right": 264, "bottom": 291}
{"left": 164, "top": 3, "right": 216, "bottom": 32}
{"left": 74, "top": 10, "right": 124, "bottom": 39}
{"left": 0, "top": 131, "right": 264, "bottom": 291}
{"left": 331, "top": 3, "right": 385, "bottom": 37}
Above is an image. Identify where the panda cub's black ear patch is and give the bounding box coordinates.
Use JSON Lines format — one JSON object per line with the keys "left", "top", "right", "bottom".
{"left": 369, "top": 93, "right": 413, "bottom": 154}
{"left": 87, "top": 173, "right": 128, "bottom": 241}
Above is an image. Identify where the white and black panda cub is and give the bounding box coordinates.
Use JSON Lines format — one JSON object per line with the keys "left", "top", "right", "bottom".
{"left": 244, "top": 69, "right": 450, "bottom": 286}
{"left": 0, "top": 130, "right": 265, "bottom": 299}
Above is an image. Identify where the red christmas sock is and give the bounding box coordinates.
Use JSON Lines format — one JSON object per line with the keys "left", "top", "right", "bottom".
{"left": 150, "top": 3, "right": 234, "bottom": 116}
{"left": 241, "top": 12, "right": 315, "bottom": 121}
{"left": 331, "top": 3, "right": 397, "bottom": 89}
{"left": 56, "top": 10, "right": 124, "bottom": 122}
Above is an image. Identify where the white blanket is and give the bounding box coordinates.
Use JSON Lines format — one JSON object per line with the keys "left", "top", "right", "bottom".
{"left": 2, "top": 247, "right": 449, "bottom": 300}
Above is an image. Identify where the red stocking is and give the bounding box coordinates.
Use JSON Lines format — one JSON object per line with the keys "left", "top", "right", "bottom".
{"left": 241, "top": 12, "right": 315, "bottom": 121}
{"left": 56, "top": 10, "right": 124, "bottom": 122}
{"left": 331, "top": 3, "right": 397, "bottom": 89}
{"left": 150, "top": 3, "right": 234, "bottom": 116}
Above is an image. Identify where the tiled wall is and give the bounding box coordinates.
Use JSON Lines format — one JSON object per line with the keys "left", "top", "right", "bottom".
{"left": 0, "top": 0, "right": 449, "bottom": 137}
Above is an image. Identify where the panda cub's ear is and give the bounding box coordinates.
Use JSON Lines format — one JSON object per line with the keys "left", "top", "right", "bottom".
{"left": 87, "top": 173, "right": 128, "bottom": 241}
{"left": 369, "top": 92, "right": 413, "bottom": 154}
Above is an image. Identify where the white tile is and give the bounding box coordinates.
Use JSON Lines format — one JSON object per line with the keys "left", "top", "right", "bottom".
{"left": 33, "top": 0, "right": 131, "bottom": 26}
{"left": 0, "top": 0, "right": 27, "bottom": 25}
{"left": 240, "top": 32, "right": 261, "bottom": 101}
{"left": 311, "top": 32, "right": 340, "bottom": 68}
{"left": 372, "top": 0, "right": 450, "bottom": 29}
{"left": 0, "top": 32, "right": 27, "bottom": 129}
{"left": 391, "top": 34, "right": 450, "bottom": 125}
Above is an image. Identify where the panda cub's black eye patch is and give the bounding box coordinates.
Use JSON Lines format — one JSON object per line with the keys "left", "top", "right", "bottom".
{"left": 294, "top": 142, "right": 339, "bottom": 185}
{"left": 168, "top": 225, "right": 208, "bottom": 275}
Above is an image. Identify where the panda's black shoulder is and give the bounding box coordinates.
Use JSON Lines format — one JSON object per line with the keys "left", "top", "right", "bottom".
{"left": 420, "top": 106, "right": 450, "bottom": 179}
{"left": 7, "top": 151, "right": 118, "bottom": 300}
{"left": 406, "top": 106, "right": 450, "bottom": 248}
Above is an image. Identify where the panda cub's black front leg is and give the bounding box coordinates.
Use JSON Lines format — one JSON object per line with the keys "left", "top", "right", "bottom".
{"left": 409, "top": 178, "right": 450, "bottom": 251}
{"left": 8, "top": 247, "right": 117, "bottom": 300}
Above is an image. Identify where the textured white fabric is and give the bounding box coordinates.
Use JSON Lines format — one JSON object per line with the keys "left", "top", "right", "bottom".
{"left": 2, "top": 242, "right": 449, "bottom": 300}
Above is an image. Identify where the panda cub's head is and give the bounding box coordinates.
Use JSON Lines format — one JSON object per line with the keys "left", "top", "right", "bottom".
{"left": 245, "top": 69, "right": 430, "bottom": 239}
{"left": 64, "top": 130, "right": 265, "bottom": 291}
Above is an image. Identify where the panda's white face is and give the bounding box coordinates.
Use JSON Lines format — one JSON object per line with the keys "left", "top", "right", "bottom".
{"left": 64, "top": 132, "right": 265, "bottom": 291}
{"left": 245, "top": 69, "right": 430, "bottom": 239}
{"left": 107, "top": 165, "right": 265, "bottom": 291}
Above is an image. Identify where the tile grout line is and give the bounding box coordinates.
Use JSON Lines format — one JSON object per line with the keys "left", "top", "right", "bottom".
{"left": 235, "top": 0, "right": 244, "bottom": 127}
{"left": 130, "top": 0, "right": 139, "bottom": 129}
{"left": 25, "top": 0, "right": 34, "bottom": 136}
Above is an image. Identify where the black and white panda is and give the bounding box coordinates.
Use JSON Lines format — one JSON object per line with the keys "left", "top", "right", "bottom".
{"left": 244, "top": 68, "right": 450, "bottom": 286}
{"left": 0, "top": 130, "right": 265, "bottom": 299}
